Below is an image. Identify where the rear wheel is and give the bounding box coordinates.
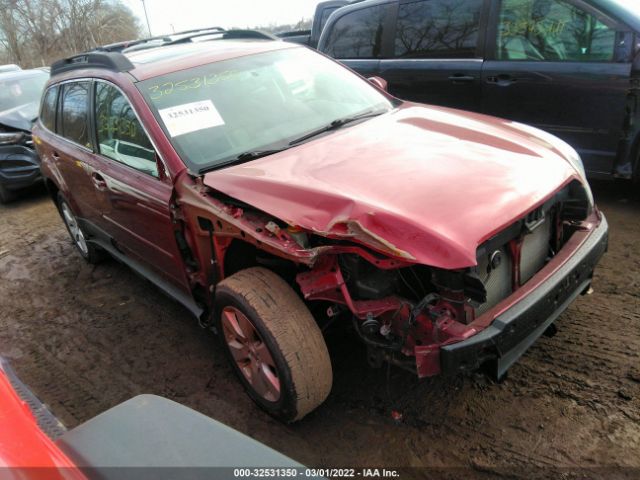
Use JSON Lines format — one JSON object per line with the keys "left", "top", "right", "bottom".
{"left": 57, "top": 193, "right": 105, "bottom": 264}
{"left": 214, "top": 267, "right": 332, "bottom": 422}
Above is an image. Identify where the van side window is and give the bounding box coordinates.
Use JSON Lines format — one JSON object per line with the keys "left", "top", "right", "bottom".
{"left": 40, "top": 86, "right": 58, "bottom": 132}
{"left": 498, "top": 0, "right": 617, "bottom": 62}
{"left": 60, "top": 82, "right": 91, "bottom": 148}
{"left": 325, "top": 5, "right": 387, "bottom": 59}
{"left": 319, "top": 6, "right": 341, "bottom": 33}
{"left": 95, "top": 82, "right": 158, "bottom": 177}
{"left": 394, "top": 0, "right": 483, "bottom": 59}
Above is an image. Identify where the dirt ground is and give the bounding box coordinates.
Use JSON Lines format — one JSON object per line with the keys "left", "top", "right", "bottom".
{"left": 0, "top": 181, "right": 638, "bottom": 478}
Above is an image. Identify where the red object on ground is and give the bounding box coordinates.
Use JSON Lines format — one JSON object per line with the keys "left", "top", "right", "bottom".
{"left": 0, "top": 366, "right": 83, "bottom": 478}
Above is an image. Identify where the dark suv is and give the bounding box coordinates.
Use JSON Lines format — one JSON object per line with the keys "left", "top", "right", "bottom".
{"left": 318, "top": 0, "right": 640, "bottom": 180}
{"left": 0, "top": 68, "right": 49, "bottom": 202}
{"left": 34, "top": 37, "right": 607, "bottom": 422}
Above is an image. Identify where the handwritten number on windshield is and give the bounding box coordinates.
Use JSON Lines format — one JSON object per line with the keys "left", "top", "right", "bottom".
{"left": 148, "top": 70, "right": 237, "bottom": 100}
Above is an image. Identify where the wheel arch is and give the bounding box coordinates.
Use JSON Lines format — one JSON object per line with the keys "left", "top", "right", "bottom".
{"left": 222, "top": 238, "right": 300, "bottom": 285}
{"left": 43, "top": 177, "right": 60, "bottom": 205}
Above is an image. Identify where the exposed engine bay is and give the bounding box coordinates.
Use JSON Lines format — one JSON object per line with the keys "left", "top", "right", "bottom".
{"left": 175, "top": 176, "right": 594, "bottom": 379}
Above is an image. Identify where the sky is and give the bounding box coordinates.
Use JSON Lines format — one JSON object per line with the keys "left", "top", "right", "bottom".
{"left": 121, "top": 0, "right": 320, "bottom": 36}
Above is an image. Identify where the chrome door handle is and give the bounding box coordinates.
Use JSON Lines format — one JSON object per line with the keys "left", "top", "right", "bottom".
{"left": 91, "top": 172, "right": 107, "bottom": 190}
{"left": 487, "top": 74, "right": 517, "bottom": 87}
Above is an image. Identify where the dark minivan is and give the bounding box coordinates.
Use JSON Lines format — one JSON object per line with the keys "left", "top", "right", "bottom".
{"left": 318, "top": 0, "right": 640, "bottom": 180}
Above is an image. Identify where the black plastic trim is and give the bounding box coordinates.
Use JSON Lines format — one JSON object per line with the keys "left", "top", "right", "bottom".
{"left": 51, "top": 52, "right": 135, "bottom": 77}
{"left": 0, "top": 357, "right": 66, "bottom": 439}
{"left": 79, "top": 219, "right": 204, "bottom": 320}
{"left": 0, "top": 145, "right": 41, "bottom": 190}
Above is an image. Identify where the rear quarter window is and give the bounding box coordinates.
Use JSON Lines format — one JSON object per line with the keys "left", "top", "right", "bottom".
{"left": 325, "top": 5, "right": 388, "bottom": 59}
{"left": 40, "top": 86, "right": 58, "bottom": 132}
{"left": 319, "top": 6, "right": 341, "bottom": 32}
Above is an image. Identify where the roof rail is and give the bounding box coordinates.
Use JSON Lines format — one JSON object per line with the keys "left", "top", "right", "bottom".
{"left": 51, "top": 52, "right": 134, "bottom": 77}
{"left": 167, "top": 29, "right": 278, "bottom": 45}
{"left": 172, "top": 26, "right": 225, "bottom": 35}
{"left": 222, "top": 30, "right": 278, "bottom": 40}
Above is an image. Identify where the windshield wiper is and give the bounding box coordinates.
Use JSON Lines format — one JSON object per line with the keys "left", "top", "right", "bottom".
{"left": 288, "top": 109, "right": 388, "bottom": 146}
{"left": 235, "top": 149, "right": 287, "bottom": 162}
{"left": 197, "top": 148, "right": 288, "bottom": 174}
{"left": 196, "top": 109, "right": 388, "bottom": 174}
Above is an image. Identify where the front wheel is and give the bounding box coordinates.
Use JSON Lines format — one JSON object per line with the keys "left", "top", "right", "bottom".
{"left": 214, "top": 267, "right": 332, "bottom": 422}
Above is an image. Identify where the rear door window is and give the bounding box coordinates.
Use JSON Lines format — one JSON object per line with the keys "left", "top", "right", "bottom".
{"left": 94, "top": 82, "right": 158, "bottom": 177}
{"left": 60, "top": 81, "right": 91, "bottom": 148}
{"left": 497, "top": 0, "right": 617, "bottom": 61}
{"left": 324, "top": 5, "right": 387, "bottom": 59}
{"left": 40, "top": 86, "right": 58, "bottom": 132}
{"left": 394, "top": 0, "right": 484, "bottom": 58}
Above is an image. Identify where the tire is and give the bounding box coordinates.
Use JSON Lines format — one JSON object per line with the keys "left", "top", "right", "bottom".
{"left": 214, "top": 267, "right": 332, "bottom": 422}
{"left": 0, "top": 183, "right": 17, "bottom": 204}
{"left": 57, "top": 192, "right": 105, "bottom": 264}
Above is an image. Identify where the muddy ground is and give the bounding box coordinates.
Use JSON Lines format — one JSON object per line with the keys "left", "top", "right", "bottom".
{"left": 0, "top": 181, "right": 638, "bottom": 478}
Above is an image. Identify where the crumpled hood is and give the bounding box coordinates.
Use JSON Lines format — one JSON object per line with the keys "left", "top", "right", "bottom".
{"left": 0, "top": 102, "right": 37, "bottom": 132}
{"left": 203, "top": 105, "right": 581, "bottom": 269}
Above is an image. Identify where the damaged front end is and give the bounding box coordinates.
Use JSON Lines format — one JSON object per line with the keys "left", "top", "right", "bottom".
{"left": 0, "top": 124, "right": 41, "bottom": 196}
{"left": 175, "top": 175, "right": 607, "bottom": 380}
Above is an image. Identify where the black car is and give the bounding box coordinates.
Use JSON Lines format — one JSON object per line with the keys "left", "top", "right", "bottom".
{"left": 318, "top": 0, "right": 640, "bottom": 181}
{"left": 277, "top": 0, "right": 353, "bottom": 47}
{"left": 0, "top": 68, "right": 48, "bottom": 202}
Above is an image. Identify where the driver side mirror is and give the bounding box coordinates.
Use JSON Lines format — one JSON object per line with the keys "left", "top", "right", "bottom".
{"left": 367, "top": 76, "right": 388, "bottom": 92}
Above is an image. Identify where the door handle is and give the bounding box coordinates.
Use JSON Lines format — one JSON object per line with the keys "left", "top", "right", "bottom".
{"left": 486, "top": 74, "right": 517, "bottom": 87}
{"left": 448, "top": 74, "right": 475, "bottom": 84}
{"left": 52, "top": 151, "right": 60, "bottom": 160}
{"left": 91, "top": 172, "right": 107, "bottom": 191}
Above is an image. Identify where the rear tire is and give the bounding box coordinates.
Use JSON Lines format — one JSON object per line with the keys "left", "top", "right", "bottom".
{"left": 57, "top": 193, "right": 105, "bottom": 264}
{"left": 0, "top": 184, "right": 17, "bottom": 204}
{"left": 214, "top": 267, "right": 332, "bottom": 422}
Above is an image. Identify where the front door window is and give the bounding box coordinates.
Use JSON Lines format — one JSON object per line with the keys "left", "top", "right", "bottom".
{"left": 95, "top": 82, "right": 158, "bottom": 177}
{"left": 497, "top": 0, "right": 617, "bottom": 62}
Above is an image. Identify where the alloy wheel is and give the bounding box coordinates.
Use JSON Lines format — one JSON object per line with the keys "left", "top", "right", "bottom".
{"left": 61, "top": 202, "right": 89, "bottom": 256}
{"left": 221, "top": 306, "right": 281, "bottom": 402}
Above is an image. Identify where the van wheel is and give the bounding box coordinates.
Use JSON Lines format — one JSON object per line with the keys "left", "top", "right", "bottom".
{"left": 57, "top": 193, "right": 105, "bottom": 264}
{"left": 214, "top": 267, "right": 332, "bottom": 422}
{"left": 0, "top": 184, "right": 17, "bottom": 204}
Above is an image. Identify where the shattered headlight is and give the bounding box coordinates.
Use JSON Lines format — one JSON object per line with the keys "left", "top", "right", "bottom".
{"left": 0, "top": 131, "right": 24, "bottom": 145}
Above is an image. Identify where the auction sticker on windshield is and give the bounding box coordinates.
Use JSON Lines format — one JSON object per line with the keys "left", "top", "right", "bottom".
{"left": 158, "top": 100, "right": 224, "bottom": 137}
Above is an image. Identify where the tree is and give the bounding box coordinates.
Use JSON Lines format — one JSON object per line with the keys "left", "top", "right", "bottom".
{"left": 0, "top": 0, "right": 142, "bottom": 67}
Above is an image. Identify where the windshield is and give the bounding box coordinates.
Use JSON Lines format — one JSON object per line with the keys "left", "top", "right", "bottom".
{"left": 613, "top": 0, "right": 640, "bottom": 15}
{"left": 0, "top": 71, "right": 48, "bottom": 114}
{"left": 138, "top": 47, "right": 394, "bottom": 172}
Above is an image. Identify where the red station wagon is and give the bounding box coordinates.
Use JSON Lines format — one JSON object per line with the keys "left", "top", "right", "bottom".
{"left": 34, "top": 33, "right": 608, "bottom": 422}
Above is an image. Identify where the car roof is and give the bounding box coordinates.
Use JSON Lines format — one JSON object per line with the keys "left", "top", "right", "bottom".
{"left": 0, "top": 69, "right": 49, "bottom": 81}
{"left": 125, "top": 40, "right": 299, "bottom": 81}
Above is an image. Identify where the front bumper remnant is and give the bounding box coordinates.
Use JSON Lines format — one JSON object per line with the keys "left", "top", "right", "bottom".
{"left": 0, "top": 145, "right": 41, "bottom": 191}
{"left": 440, "top": 215, "right": 609, "bottom": 380}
